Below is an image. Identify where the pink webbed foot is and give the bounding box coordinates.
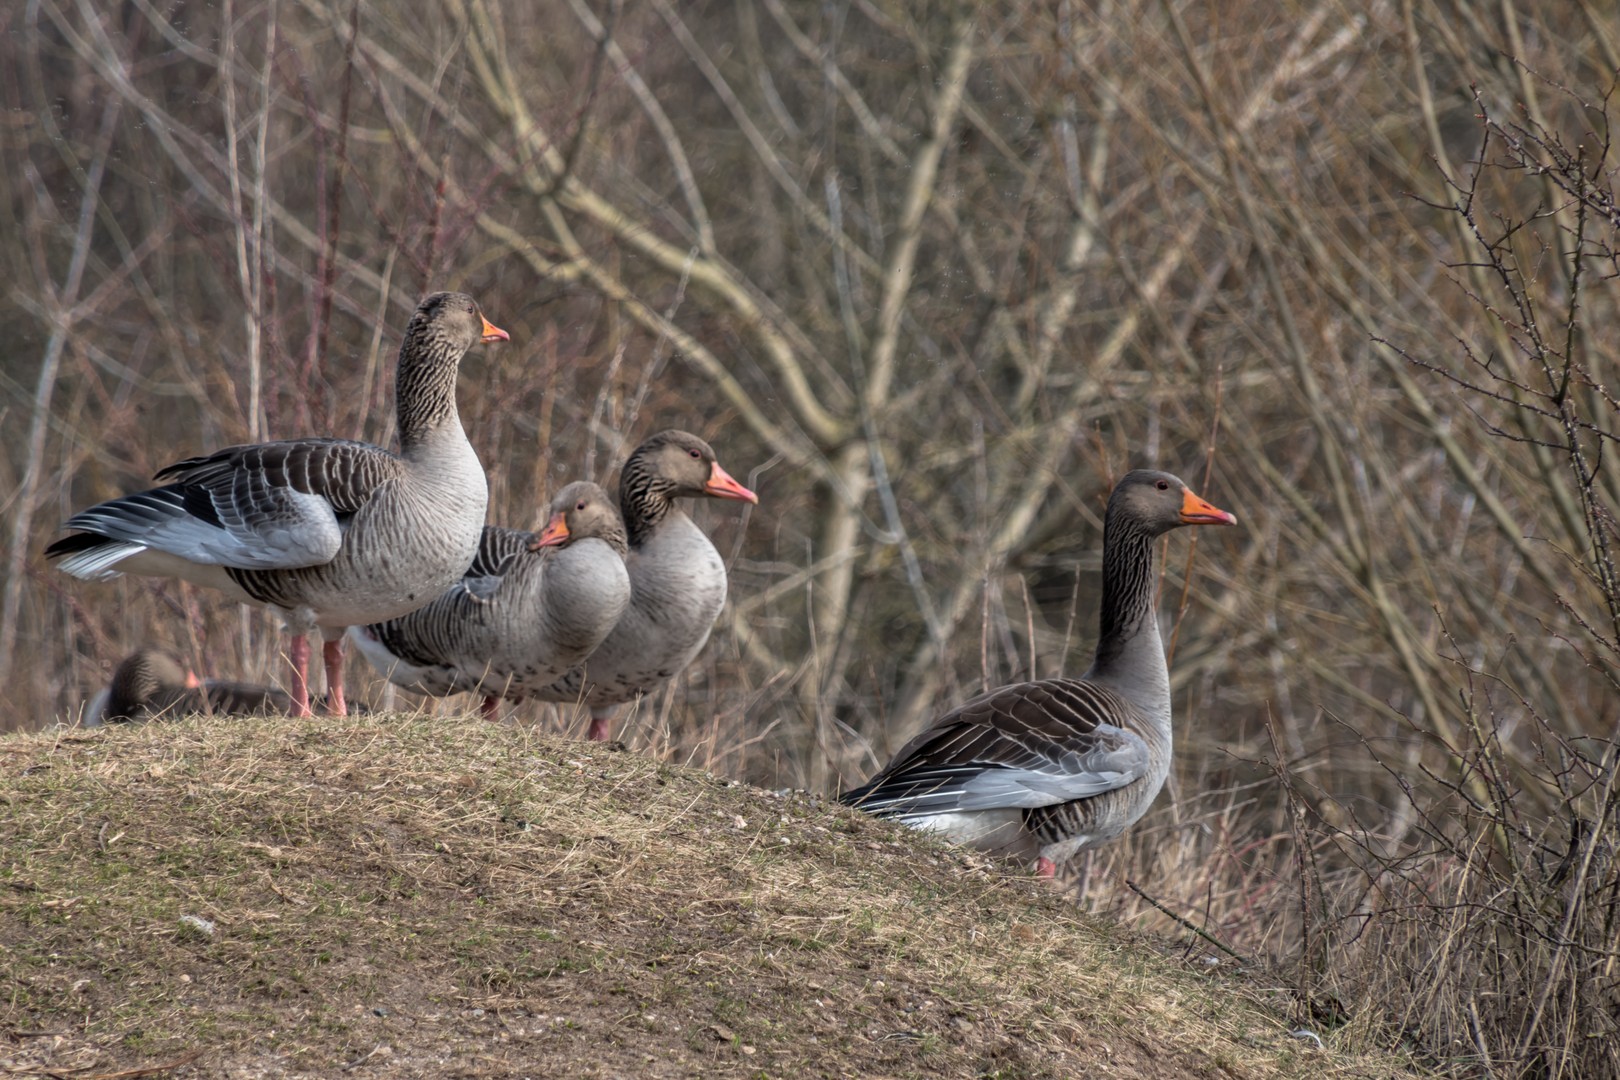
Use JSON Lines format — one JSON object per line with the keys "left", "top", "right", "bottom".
{"left": 586, "top": 711, "right": 613, "bottom": 742}
{"left": 1035, "top": 856, "right": 1057, "bottom": 879}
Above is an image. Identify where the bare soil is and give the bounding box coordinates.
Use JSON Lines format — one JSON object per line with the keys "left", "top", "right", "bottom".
{"left": 1, "top": 714, "right": 1419, "bottom": 1079}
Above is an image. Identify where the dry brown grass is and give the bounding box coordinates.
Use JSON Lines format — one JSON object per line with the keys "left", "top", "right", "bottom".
{"left": 1, "top": 711, "right": 1419, "bottom": 1080}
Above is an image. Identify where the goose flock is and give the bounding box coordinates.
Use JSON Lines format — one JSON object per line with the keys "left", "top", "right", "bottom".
{"left": 48, "top": 291, "right": 1237, "bottom": 877}
{"left": 49, "top": 293, "right": 506, "bottom": 718}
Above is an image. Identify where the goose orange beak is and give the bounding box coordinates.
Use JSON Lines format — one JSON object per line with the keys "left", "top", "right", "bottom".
{"left": 1180, "top": 489, "right": 1237, "bottom": 526}
{"left": 530, "top": 511, "right": 570, "bottom": 550}
{"left": 704, "top": 462, "right": 759, "bottom": 504}
{"left": 184, "top": 670, "right": 203, "bottom": 689}
{"left": 480, "top": 315, "right": 510, "bottom": 343}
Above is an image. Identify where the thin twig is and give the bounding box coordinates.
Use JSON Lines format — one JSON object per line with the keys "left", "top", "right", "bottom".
{"left": 1125, "top": 878, "right": 1249, "bottom": 965}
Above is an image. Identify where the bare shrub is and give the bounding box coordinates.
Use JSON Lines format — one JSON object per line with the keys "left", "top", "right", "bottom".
{"left": 1330, "top": 85, "right": 1620, "bottom": 1077}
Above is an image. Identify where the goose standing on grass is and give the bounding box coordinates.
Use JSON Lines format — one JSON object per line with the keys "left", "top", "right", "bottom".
{"left": 96, "top": 648, "right": 293, "bottom": 723}
{"left": 841, "top": 470, "right": 1236, "bottom": 877}
{"left": 529, "top": 430, "right": 758, "bottom": 742}
{"left": 45, "top": 292, "right": 509, "bottom": 717}
{"left": 347, "top": 481, "right": 633, "bottom": 720}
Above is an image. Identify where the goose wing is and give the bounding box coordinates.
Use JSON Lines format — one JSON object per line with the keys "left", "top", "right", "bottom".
{"left": 458, "top": 525, "right": 538, "bottom": 602}
{"left": 200, "top": 679, "right": 295, "bottom": 716}
{"left": 118, "top": 680, "right": 293, "bottom": 722}
{"left": 53, "top": 438, "right": 403, "bottom": 571}
{"left": 841, "top": 678, "right": 1152, "bottom": 817}
{"left": 360, "top": 525, "right": 536, "bottom": 669}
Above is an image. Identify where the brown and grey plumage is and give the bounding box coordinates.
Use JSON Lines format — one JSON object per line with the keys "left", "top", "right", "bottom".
{"left": 841, "top": 470, "right": 1237, "bottom": 875}
{"left": 98, "top": 649, "right": 292, "bottom": 723}
{"left": 527, "top": 430, "right": 758, "bottom": 742}
{"left": 45, "top": 292, "right": 509, "bottom": 717}
{"left": 348, "top": 481, "right": 633, "bottom": 720}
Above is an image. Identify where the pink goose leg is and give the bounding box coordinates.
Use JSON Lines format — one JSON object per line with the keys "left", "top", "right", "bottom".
{"left": 586, "top": 707, "right": 615, "bottom": 742}
{"left": 288, "top": 634, "right": 313, "bottom": 718}
{"left": 323, "top": 639, "right": 348, "bottom": 716}
{"left": 1035, "top": 857, "right": 1057, "bottom": 879}
{"left": 480, "top": 696, "right": 500, "bottom": 721}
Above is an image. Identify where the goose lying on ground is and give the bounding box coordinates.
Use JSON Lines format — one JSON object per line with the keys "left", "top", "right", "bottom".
{"left": 45, "top": 292, "right": 508, "bottom": 717}
{"left": 97, "top": 648, "right": 291, "bottom": 723}
{"left": 841, "top": 469, "right": 1236, "bottom": 876}
{"left": 527, "top": 430, "right": 758, "bottom": 742}
{"left": 348, "top": 481, "right": 632, "bottom": 720}
{"left": 91, "top": 648, "right": 362, "bottom": 724}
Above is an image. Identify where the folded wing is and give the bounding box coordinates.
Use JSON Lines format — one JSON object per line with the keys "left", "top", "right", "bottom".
{"left": 841, "top": 679, "right": 1153, "bottom": 817}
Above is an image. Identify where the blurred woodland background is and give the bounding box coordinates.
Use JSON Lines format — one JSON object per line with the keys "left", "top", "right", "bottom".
{"left": 4, "top": 0, "right": 1619, "bottom": 1074}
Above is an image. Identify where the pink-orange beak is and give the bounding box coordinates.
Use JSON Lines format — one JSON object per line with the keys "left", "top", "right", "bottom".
{"left": 530, "top": 511, "right": 570, "bottom": 550}
{"left": 1179, "top": 488, "right": 1237, "bottom": 526}
{"left": 704, "top": 461, "right": 759, "bottom": 504}
{"left": 480, "top": 314, "right": 510, "bottom": 344}
{"left": 184, "top": 670, "right": 203, "bottom": 689}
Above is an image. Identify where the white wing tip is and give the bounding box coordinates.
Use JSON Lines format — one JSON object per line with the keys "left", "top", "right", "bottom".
{"left": 53, "top": 541, "right": 146, "bottom": 581}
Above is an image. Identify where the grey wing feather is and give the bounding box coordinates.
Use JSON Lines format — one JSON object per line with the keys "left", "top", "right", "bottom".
{"left": 460, "top": 526, "right": 537, "bottom": 599}
{"left": 362, "top": 525, "right": 537, "bottom": 669}
{"left": 65, "top": 438, "right": 403, "bottom": 570}
{"left": 154, "top": 437, "right": 398, "bottom": 514}
{"left": 841, "top": 679, "right": 1151, "bottom": 816}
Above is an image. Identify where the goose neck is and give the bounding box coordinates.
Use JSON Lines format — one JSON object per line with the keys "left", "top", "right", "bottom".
{"left": 1087, "top": 516, "right": 1170, "bottom": 720}
{"left": 394, "top": 332, "right": 463, "bottom": 450}
{"left": 620, "top": 466, "right": 676, "bottom": 550}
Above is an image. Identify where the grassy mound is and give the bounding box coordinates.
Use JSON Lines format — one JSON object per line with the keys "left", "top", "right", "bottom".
{"left": 1, "top": 714, "right": 1418, "bottom": 1078}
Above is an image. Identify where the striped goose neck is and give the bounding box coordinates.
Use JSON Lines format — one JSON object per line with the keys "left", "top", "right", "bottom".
{"left": 619, "top": 456, "right": 678, "bottom": 550}
{"left": 394, "top": 323, "right": 464, "bottom": 450}
{"left": 109, "top": 653, "right": 182, "bottom": 716}
{"left": 1087, "top": 510, "right": 1167, "bottom": 706}
{"left": 107, "top": 669, "right": 156, "bottom": 716}
{"left": 598, "top": 524, "right": 630, "bottom": 557}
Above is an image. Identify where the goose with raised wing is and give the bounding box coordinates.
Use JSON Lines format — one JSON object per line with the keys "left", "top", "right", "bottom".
{"left": 528, "top": 430, "right": 758, "bottom": 742}
{"left": 348, "top": 481, "right": 632, "bottom": 719}
{"left": 46, "top": 292, "right": 509, "bottom": 717}
{"left": 841, "top": 470, "right": 1236, "bottom": 876}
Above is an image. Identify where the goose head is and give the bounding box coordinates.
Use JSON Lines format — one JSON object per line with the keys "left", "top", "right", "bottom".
{"left": 409, "top": 291, "right": 510, "bottom": 355}
{"left": 106, "top": 649, "right": 200, "bottom": 719}
{"left": 1109, "top": 470, "right": 1237, "bottom": 535}
{"left": 638, "top": 430, "right": 759, "bottom": 504}
{"left": 531, "top": 481, "right": 629, "bottom": 553}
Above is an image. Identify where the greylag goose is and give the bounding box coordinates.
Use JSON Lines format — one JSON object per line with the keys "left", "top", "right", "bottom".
{"left": 45, "top": 292, "right": 508, "bottom": 718}
{"left": 98, "top": 648, "right": 292, "bottom": 723}
{"left": 528, "top": 430, "right": 758, "bottom": 741}
{"left": 347, "top": 480, "right": 633, "bottom": 720}
{"left": 840, "top": 470, "right": 1236, "bottom": 876}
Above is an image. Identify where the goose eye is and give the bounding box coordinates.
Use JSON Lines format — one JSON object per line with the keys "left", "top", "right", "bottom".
{"left": 576, "top": 501, "right": 587, "bottom": 511}
{"left": 1156, "top": 480, "right": 1170, "bottom": 490}
{"left": 689, "top": 449, "right": 701, "bottom": 459}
